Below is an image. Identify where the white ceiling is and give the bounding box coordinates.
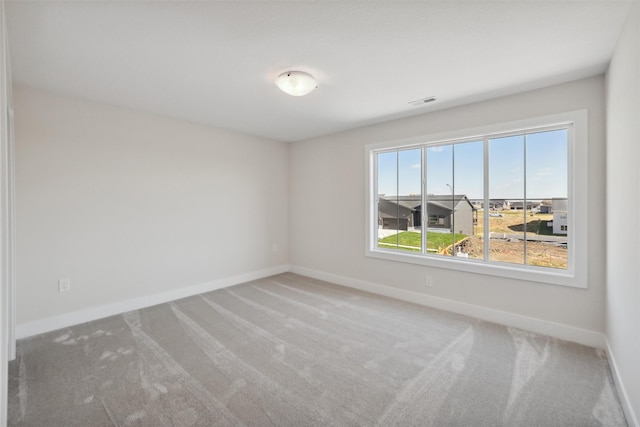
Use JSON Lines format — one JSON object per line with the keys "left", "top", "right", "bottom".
{"left": 6, "top": 1, "right": 633, "bottom": 142}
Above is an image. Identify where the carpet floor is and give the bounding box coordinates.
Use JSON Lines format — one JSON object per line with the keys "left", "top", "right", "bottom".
{"left": 8, "top": 273, "right": 627, "bottom": 426}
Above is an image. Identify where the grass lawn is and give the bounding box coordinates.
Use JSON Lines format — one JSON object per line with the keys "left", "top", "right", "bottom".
{"left": 378, "top": 231, "right": 466, "bottom": 253}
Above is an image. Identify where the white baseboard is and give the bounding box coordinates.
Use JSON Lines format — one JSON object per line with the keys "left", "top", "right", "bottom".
{"left": 16, "top": 264, "right": 290, "bottom": 339}
{"left": 606, "top": 338, "right": 639, "bottom": 427}
{"left": 16, "top": 262, "right": 606, "bottom": 348}
{"left": 290, "top": 265, "right": 606, "bottom": 349}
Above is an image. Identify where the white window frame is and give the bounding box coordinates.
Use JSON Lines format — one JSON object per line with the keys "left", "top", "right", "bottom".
{"left": 365, "top": 110, "right": 588, "bottom": 289}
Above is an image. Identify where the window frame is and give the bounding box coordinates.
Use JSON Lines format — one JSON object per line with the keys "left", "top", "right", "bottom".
{"left": 364, "top": 110, "right": 588, "bottom": 289}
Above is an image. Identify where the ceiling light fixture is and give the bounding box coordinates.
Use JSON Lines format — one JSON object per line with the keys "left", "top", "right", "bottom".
{"left": 275, "top": 71, "right": 317, "bottom": 96}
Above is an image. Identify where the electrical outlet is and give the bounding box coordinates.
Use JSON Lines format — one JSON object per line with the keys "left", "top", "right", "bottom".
{"left": 425, "top": 275, "right": 433, "bottom": 288}
{"left": 58, "top": 278, "right": 71, "bottom": 292}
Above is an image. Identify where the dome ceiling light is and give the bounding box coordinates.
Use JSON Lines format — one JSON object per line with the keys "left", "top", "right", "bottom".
{"left": 275, "top": 71, "right": 317, "bottom": 96}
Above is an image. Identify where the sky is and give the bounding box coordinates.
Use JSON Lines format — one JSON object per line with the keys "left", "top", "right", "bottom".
{"left": 377, "top": 128, "right": 568, "bottom": 200}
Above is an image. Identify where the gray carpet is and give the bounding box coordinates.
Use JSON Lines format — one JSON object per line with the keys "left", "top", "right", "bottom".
{"left": 8, "top": 273, "right": 627, "bottom": 426}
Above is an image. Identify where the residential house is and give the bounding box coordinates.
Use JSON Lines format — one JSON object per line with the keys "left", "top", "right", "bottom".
{"left": 539, "top": 204, "right": 552, "bottom": 214}
{"left": 377, "top": 196, "right": 417, "bottom": 231}
{"left": 510, "top": 201, "right": 540, "bottom": 211}
{"left": 469, "top": 199, "right": 509, "bottom": 211}
{"left": 378, "top": 194, "right": 477, "bottom": 235}
{"left": 488, "top": 200, "right": 510, "bottom": 210}
{"left": 552, "top": 197, "right": 568, "bottom": 234}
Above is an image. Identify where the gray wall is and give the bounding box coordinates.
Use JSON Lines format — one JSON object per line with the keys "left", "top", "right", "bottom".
{"left": 289, "top": 76, "right": 606, "bottom": 334}
{"left": 0, "top": 2, "right": 12, "bottom": 424}
{"left": 14, "top": 86, "right": 289, "bottom": 326}
{"left": 605, "top": 3, "right": 640, "bottom": 424}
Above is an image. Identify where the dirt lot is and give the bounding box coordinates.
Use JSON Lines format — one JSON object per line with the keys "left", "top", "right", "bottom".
{"left": 457, "top": 235, "right": 567, "bottom": 269}
{"left": 473, "top": 210, "right": 568, "bottom": 269}
{"left": 382, "top": 209, "right": 568, "bottom": 269}
{"left": 475, "top": 210, "right": 555, "bottom": 236}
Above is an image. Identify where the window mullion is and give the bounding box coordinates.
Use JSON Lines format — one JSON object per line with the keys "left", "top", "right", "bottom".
{"left": 451, "top": 145, "right": 455, "bottom": 256}
{"left": 421, "top": 146, "right": 427, "bottom": 255}
{"left": 373, "top": 152, "right": 379, "bottom": 246}
{"left": 483, "top": 138, "right": 489, "bottom": 261}
{"left": 523, "top": 134, "right": 528, "bottom": 265}
{"left": 396, "top": 151, "right": 400, "bottom": 248}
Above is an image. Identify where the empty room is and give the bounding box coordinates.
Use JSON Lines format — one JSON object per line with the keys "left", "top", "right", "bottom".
{"left": 0, "top": 1, "right": 638, "bottom": 426}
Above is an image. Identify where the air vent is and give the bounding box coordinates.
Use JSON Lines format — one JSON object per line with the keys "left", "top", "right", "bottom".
{"left": 409, "top": 96, "right": 437, "bottom": 106}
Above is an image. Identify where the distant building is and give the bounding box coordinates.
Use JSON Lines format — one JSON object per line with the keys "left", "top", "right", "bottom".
{"left": 469, "top": 199, "right": 509, "bottom": 210}
{"left": 491, "top": 200, "right": 510, "bottom": 210}
{"left": 486, "top": 200, "right": 510, "bottom": 210}
{"left": 378, "top": 194, "right": 477, "bottom": 235}
{"left": 552, "top": 197, "right": 568, "bottom": 234}
{"left": 510, "top": 201, "right": 540, "bottom": 210}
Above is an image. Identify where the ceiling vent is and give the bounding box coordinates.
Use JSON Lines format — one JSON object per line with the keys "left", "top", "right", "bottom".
{"left": 409, "top": 96, "right": 437, "bottom": 106}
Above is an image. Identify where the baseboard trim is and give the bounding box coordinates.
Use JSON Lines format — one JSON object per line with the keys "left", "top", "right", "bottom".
{"left": 16, "top": 264, "right": 290, "bottom": 339}
{"left": 290, "top": 265, "right": 606, "bottom": 349}
{"left": 17, "top": 263, "right": 607, "bottom": 348}
{"left": 606, "top": 338, "right": 639, "bottom": 427}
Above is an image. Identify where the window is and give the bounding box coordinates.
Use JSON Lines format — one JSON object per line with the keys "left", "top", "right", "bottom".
{"left": 366, "top": 111, "right": 588, "bottom": 288}
{"left": 429, "top": 215, "right": 445, "bottom": 226}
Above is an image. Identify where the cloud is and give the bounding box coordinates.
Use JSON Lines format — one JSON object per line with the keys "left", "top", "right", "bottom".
{"left": 410, "top": 163, "right": 421, "bottom": 169}
{"left": 536, "top": 167, "right": 553, "bottom": 176}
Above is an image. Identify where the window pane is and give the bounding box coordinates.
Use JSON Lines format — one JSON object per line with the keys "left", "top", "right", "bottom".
{"left": 376, "top": 149, "right": 422, "bottom": 252}
{"left": 397, "top": 149, "right": 422, "bottom": 252}
{"left": 489, "top": 135, "right": 525, "bottom": 265}
{"left": 453, "top": 141, "right": 483, "bottom": 259}
{"left": 426, "top": 145, "right": 455, "bottom": 256}
{"left": 525, "top": 129, "right": 568, "bottom": 269}
{"left": 377, "top": 151, "right": 399, "bottom": 250}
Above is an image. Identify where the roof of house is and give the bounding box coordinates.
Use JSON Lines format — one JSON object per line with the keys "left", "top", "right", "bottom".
{"left": 378, "top": 194, "right": 476, "bottom": 213}
{"left": 377, "top": 199, "right": 414, "bottom": 219}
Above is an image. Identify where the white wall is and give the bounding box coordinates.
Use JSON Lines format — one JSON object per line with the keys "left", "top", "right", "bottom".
{"left": 606, "top": 3, "right": 640, "bottom": 425}
{"left": 1, "top": 1, "right": 11, "bottom": 424}
{"left": 14, "top": 86, "right": 289, "bottom": 328}
{"left": 289, "top": 76, "right": 606, "bottom": 338}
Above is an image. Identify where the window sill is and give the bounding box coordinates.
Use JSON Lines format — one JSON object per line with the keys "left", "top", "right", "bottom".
{"left": 366, "top": 247, "right": 585, "bottom": 289}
